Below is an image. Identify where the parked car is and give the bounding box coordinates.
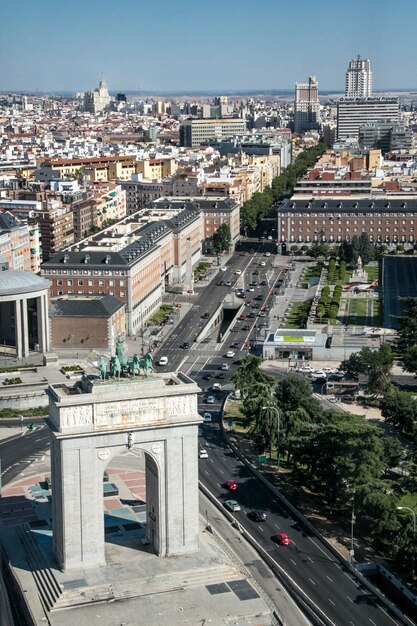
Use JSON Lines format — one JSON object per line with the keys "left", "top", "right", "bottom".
{"left": 180, "top": 342, "right": 189, "bottom": 349}
{"left": 206, "top": 395, "right": 215, "bottom": 404}
{"left": 273, "top": 532, "right": 291, "bottom": 545}
{"left": 299, "top": 365, "right": 313, "bottom": 373}
{"left": 235, "top": 269, "right": 242, "bottom": 275}
{"left": 225, "top": 499, "right": 241, "bottom": 512}
{"left": 201, "top": 312, "right": 209, "bottom": 319}
{"left": 221, "top": 363, "right": 230, "bottom": 371}
{"left": 212, "top": 383, "right": 222, "bottom": 391}
{"left": 259, "top": 261, "right": 266, "bottom": 267}
{"left": 226, "top": 350, "right": 235, "bottom": 358}
{"left": 215, "top": 373, "right": 226, "bottom": 379}
{"left": 225, "top": 479, "right": 238, "bottom": 491}
{"left": 323, "top": 367, "right": 335, "bottom": 374}
{"left": 311, "top": 370, "right": 326, "bottom": 379}
{"left": 202, "top": 372, "right": 213, "bottom": 380}
{"left": 202, "top": 412, "right": 212, "bottom": 422}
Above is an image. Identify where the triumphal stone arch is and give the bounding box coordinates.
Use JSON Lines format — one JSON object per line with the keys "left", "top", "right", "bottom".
{"left": 47, "top": 371, "right": 201, "bottom": 571}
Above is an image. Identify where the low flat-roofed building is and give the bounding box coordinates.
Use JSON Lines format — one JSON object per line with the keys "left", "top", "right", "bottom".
{"left": 50, "top": 294, "right": 125, "bottom": 353}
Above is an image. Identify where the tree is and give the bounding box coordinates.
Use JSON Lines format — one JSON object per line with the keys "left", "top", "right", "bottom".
{"left": 340, "top": 345, "right": 394, "bottom": 395}
{"left": 402, "top": 345, "right": 417, "bottom": 376}
{"left": 316, "top": 303, "right": 326, "bottom": 322}
{"left": 231, "top": 355, "right": 274, "bottom": 402}
{"left": 275, "top": 375, "right": 323, "bottom": 420}
{"left": 320, "top": 243, "right": 331, "bottom": 260}
{"left": 395, "top": 298, "right": 417, "bottom": 353}
{"left": 212, "top": 223, "right": 231, "bottom": 254}
{"left": 380, "top": 388, "right": 417, "bottom": 438}
{"left": 358, "top": 232, "right": 375, "bottom": 265}
{"left": 250, "top": 399, "right": 280, "bottom": 457}
{"left": 309, "top": 241, "right": 322, "bottom": 259}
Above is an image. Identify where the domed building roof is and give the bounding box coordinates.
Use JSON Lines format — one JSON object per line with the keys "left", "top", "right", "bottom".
{"left": 0, "top": 270, "right": 51, "bottom": 296}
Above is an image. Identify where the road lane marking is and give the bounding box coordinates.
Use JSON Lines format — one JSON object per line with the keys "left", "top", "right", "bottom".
{"left": 378, "top": 605, "right": 399, "bottom": 624}
{"left": 274, "top": 523, "right": 280, "bottom": 529}
{"left": 369, "top": 620, "right": 377, "bottom": 625}
{"left": 257, "top": 525, "right": 264, "bottom": 532}
{"left": 204, "top": 471, "right": 210, "bottom": 476}
{"left": 308, "top": 536, "right": 332, "bottom": 559}
{"left": 329, "top": 598, "right": 335, "bottom": 606}
{"left": 218, "top": 468, "right": 223, "bottom": 474}
{"left": 346, "top": 595, "right": 354, "bottom": 603}
{"left": 290, "top": 558, "right": 297, "bottom": 565}
{"left": 216, "top": 482, "right": 221, "bottom": 487}
{"left": 308, "top": 556, "right": 313, "bottom": 562}
{"left": 326, "top": 576, "right": 333, "bottom": 583}
{"left": 308, "top": 577, "right": 316, "bottom": 586}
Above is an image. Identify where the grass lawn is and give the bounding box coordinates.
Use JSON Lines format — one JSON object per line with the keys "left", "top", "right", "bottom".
{"left": 346, "top": 297, "right": 381, "bottom": 326}
{"left": 303, "top": 264, "right": 322, "bottom": 281}
{"left": 223, "top": 399, "right": 248, "bottom": 432}
{"left": 147, "top": 304, "right": 173, "bottom": 325}
{"left": 364, "top": 263, "right": 379, "bottom": 281}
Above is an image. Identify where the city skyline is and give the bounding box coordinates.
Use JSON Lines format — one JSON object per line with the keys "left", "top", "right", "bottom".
{"left": 2, "top": 0, "right": 417, "bottom": 93}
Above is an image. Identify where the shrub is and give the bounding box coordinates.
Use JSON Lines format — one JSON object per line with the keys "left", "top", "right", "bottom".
{"left": 3, "top": 377, "right": 22, "bottom": 385}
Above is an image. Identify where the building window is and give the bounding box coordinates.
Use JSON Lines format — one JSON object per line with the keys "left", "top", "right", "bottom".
{"left": 57, "top": 280, "right": 63, "bottom": 286}
{"left": 99, "top": 280, "right": 104, "bottom": 286}
{"left": 78, "top": 280, "right": 83, "bottom": 286}
{"left": 120, "top": 291, "right": 125, "bottom": 297}
{"left": 67, "top": 280, "right": 73, "bottom": 286}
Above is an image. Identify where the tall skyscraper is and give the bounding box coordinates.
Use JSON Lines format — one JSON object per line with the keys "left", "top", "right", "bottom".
{"left": 294, "top": 76, "right": 321, "bottom": 133}
{"left": 84, "top": 79, "right": 111, "bottom": 115}
{"left": 345, "top": 55, "right": 372, "bottom": 98}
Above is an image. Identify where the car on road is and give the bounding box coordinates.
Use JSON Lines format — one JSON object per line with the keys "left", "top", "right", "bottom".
{"left": 273, "top": 532, "right": 291, "bottom": 545}
{"left": 217, "top": 280, "right": 225, "bottom": 286}
{"left": 221, "top": 363, "right": 230, "bottom": 370}
{"left": 158, "top": 356, "right": 168, "bottom": 366}
{"left": 180, "top": 342, "right": 189, "bottom": 349}
{"left": 199, "top": 448, "right": 209, "bottom": 458}
{"left": 241, "top": 324, "right": 250, "bottom": 331}
{"left": 212, "top": 383, "right": 222, "bottom": 391}
{"left": 215, "top": 372, "right": 226, "bottom": 379}
{"left": 323, "top": 367, "right": 335, "bottom": 374}
{"left": 265, "top": 252, "right": 271, "bottom": 257}
{"left": 237, "top": 315, "right": 246, "bottom": 321}
{"left": 235, "top": 269, "right": 242, "bottom": 275}
{"left": 202, "top": 372, "right": 214, "bottom": 380}
{"left": 252, "top": 269, "right": 259, "bottom": 275}
{"left": 247, "top": 286, "right": 255, "bottom": 292}
{"left": 267, "top": 236, "right": 273, "bottom": 240}
{"left": 248, "top": 311, "right": 256, "bottom": 318}
{"left": 259, "top": 261, "right": 266, "bottom": 267}
{"left": 255, "top": 294, "right": 263, "bottom": 300}
{"left": 206, "top": 395, "right": 215, "bottom": 404}
{"left": 226, "top": 350, "right": 235, "bottom": 358}
{"left": 202, "top": 411, "right": 212, "bottom": 422}
{"left": 225, "top": 499, "right": 241, "bottom": 512}
{"left": 299, "top": 365, "right": 314, "bottom": 373}
{"left": 201, "top": 312, "right": 209, "bottom": 319}
{"left": 260, "top": 280, "right": 267, "bottom": 285}
{"left": 248, "top": 510, "right": 267, "bottom": 522}
{"left": 225, "top": 280, "right": 232, "bottom": 287}
{"left": 311, "top": 370, "right": 326, "bottom": 379}
{"left": 225, "top": 479, "right": 238, "bottom": 491}
{"left": 230, "top": 341, "right": 242, "bottom": 349}
{"left": 258, "top": 311, "right": 267, "bottom": 317}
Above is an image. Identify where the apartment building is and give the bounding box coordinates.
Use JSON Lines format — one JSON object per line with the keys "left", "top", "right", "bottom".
{"left": 0, "top": 212, "right": 32, "bottom": 272}
{"left": 345, "top": 56, "right": 372, "bottom": 98}
{"left": 72, "top": 184, "right": 126, "bottom": 239}
{"left": 36, "top": 156, "right": 136, "bottom": 182}
{"left": 179, "top": 118, "right": 246, "bottom": 148}
{"left": 41, "top": 205, "right": 205, "bottom": 335}
{"left": 277, "top": 197, "right": 417, "bottom": 244}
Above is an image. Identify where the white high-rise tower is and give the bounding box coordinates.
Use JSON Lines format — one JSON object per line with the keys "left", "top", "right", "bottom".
{"left": 345, "top": 55, "right": 372, "bottom": 98}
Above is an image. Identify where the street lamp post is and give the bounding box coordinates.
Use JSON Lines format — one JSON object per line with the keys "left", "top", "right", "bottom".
{"left": 397, "top": 506, "right": 416, "bottom": 583}
{"left": 261, "top": 405, "right": 282, "bottom": 471}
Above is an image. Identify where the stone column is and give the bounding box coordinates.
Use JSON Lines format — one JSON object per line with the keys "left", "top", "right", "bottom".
{"left": 14, "top": 299, "right": 22, "bottom": 359}
{"left": 36, "top": 296, "right": 44, "bottom": 352}
{"left": 43, "top": 294, "right": 50, "bottom": 352}
{"left": 21, "top": 299, "right": 29, "bottom": 357}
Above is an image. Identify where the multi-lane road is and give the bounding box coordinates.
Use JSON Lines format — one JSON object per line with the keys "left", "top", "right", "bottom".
{"left": 0, "top": 243, "right": 411, "bottom": 625}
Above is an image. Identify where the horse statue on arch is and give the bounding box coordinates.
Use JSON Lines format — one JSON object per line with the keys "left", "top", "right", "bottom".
{"left": 98, "top": 355, "right": 107, "bottom": 380}
{"left": 109, "top": 354, "right": 121, "bottom": 379}
{"left": 128, "top": 351, "right": 155, "bottom": 377}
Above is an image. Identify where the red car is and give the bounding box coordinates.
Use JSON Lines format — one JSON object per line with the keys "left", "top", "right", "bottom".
{"left": 274, "top": 532, "right": 291, "bottom": 545}
{"left": 237, "top": 315, "right": 246, "bottom": 321}
{"left": 225, "top": 480, "right": 238, "bottom": 491}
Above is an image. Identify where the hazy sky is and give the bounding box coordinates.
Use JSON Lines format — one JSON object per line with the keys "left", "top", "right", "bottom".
{"left": 2, "top": 0, "right": 416, "bottom": 93}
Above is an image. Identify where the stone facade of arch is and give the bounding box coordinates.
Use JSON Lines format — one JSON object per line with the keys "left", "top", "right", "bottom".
{"left": 47, "top": 373, "right": 200, "bottom": 571}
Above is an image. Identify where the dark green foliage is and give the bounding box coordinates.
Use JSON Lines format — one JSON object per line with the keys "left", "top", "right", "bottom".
{"left": 212, "top": 223, "right": 231, "bottom": 254}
